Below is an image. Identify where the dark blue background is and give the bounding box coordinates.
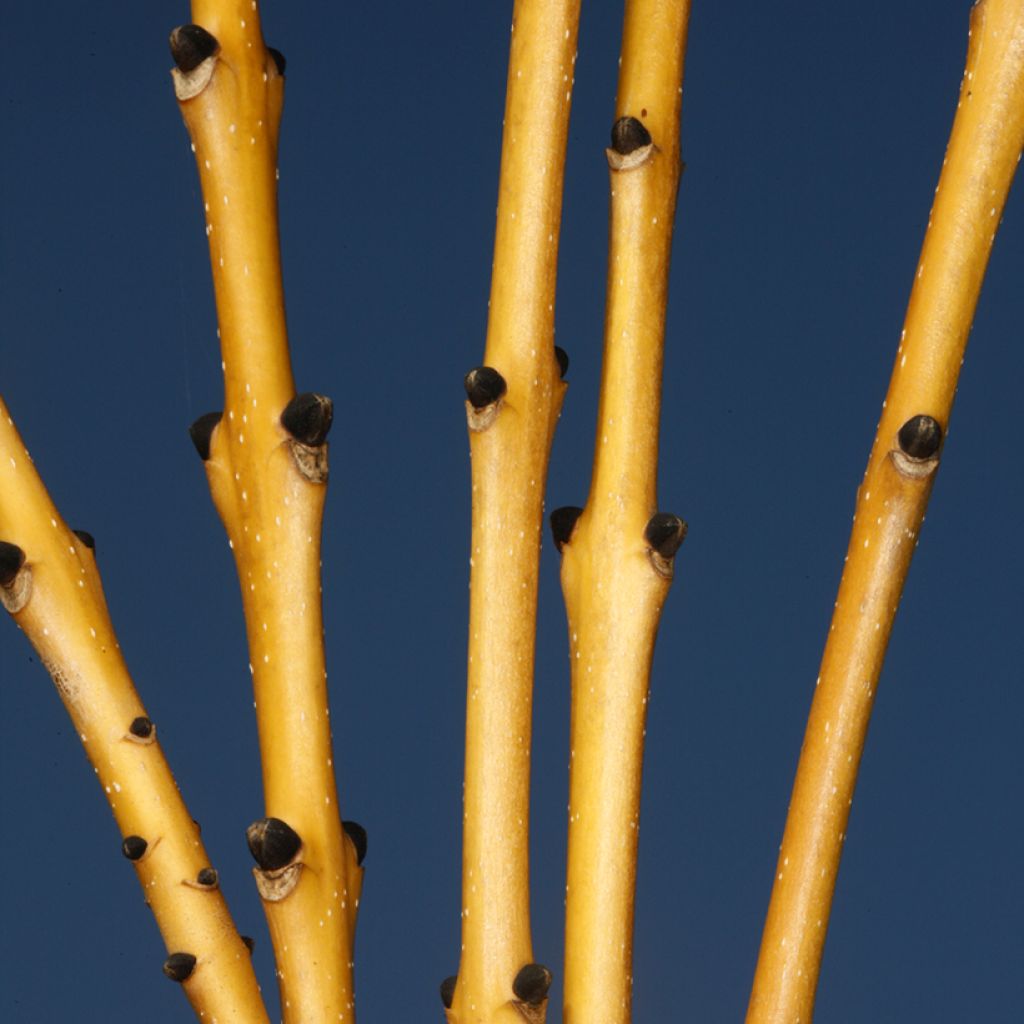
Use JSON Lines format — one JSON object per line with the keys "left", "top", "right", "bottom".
{"left": 2, "top": 2, "right": 1021, "bottom": 1021}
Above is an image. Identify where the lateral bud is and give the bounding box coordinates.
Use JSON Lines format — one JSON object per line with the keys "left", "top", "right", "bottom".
{"left": 607, "top": 116, "right": 655, "bottom": 170}
{"left": 169, "top": 25, "right": 219, "bottom": 101}
{"left": 282, "top": 393, "right": 333, "bottom": 482}
{"left": 550, "top": 507, "right": 584, "bottom": 553}
{"left": 342, "top": 820, "right": 368, "bottom": 866}
{"left": 554, "top": 346, "right": 569, "bottom": 380}
{"left": 246, "top": 816, "right": 302, "bottom": 871}
{"left": 645, "top": 512, "right": 687, "bottom": 579}
{"left": 126, "top": 716, "right": 156, "bottom": 744}
{"left": 268, "top": 48, "right": 287, "bottom": 75}
{"left": 0, "top": 541, "right": 31, "bottom": 614}
{"left": 513, "top": 963, "right": 552, "bottom": 1004}
{"left": 464, "top": 366, "right": 507, "bottom": 432}
{"left": 121, "top": 835, "right": 149, "bottom": 861}
{"left": 163, "top": 952, "right": 197, "bottom": 983}
{"left": 892, "top": 413, "right": 943, "bottom": 479}
{"left": 72, "top": 529, "right": 96, "bottom": 551}
{"left": 188, "top": 411, "right": 222, "bottom": 462}
{"left": 440, "top": 975, "right": 457, "bottom": 1009}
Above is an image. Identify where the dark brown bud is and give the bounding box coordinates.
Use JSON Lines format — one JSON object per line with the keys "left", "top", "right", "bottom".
{"left": 281, "top": 393, "right": 333, "bottom": 446}
{"left": 550, "top": 507, "right": 584, "bottom": 552}
{"left": 0, "top": 541, "right": 25, "bottom": 586}
{"left": 463, "top": 367, "right": 507, "bottom": 409}
{"left": 163, "top": 952, "right": 197, "bottom": 982}
{"left": 440, "top": 975, "right": 457, "bottom": 1009}
{"left": 343, "top": 820, "right": 367, "bottom": 866}
{"left": 169, "top": 25, "right": 219, "bottom": 72}
{"left": 897, "top": 414, "right": 942, "bottom": 460}
{"left": 645, "top": 513, "right": 687, "bottom": 559}
{"left": 246, "top": 817, "right": 301, "bottom": 871}
{"left": 129, "top": 716, "right": 154, "bottom": 739}
{"left": 513, "top": 963, "right": 552, "bottom": 1005}
{"left": 241, "top": 935, "right": 255, "bottom": 954}
{"left": 72, "top": 530, "right": 95, "bottom": 551}
{"left": 188, "top": 411, "right": 222, "bottom": 461}
{"left": 610, "top": 116, "right": 651, "bottom": 155}
{"left": 196, "top": 867, "right": 219, "bottom": 888}
{"left": 121, "top": 835, "right": 148, "bottom": 861}
{"left": 268, "top": 48, "right": 286, "bottom": 75}
{"left": 554, "top": 346, "right": 569, "bottom": 379}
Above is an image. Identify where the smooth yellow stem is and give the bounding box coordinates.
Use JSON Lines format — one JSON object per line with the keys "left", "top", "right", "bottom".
{"left": 0, "top": 398, "right": 269, "bottom": 1024}
{"left": 173, "top": 3, "right": 357, "bottom": 1020}
{"left": 454, "top": 2, "right": 579, "bottom": 1021}
{"left": 560, "top": 4, "right": 691, "bottom": 1023}
{"left": 747, "top": 2, "right": 1024, "bottom": 1020}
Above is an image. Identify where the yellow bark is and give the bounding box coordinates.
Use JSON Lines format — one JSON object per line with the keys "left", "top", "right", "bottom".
{"left": 0, "top": 398, "right": 269, "bottom": 1024}
{"left": 746, "top": 1, "right": 1024, "bottom": 1019}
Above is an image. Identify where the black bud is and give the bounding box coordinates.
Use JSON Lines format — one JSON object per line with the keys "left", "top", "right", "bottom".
{"left": 555, "top": 346, "right": 569, "bottom": 379}
{"left": 440, "top": 975, "right": 457, "bottom": 1009}
{"left": 897, "top": 414, "right": 942, "bottom": 460}
{"left": 513, "top": 963, "right": 552, "bottom": 1005}
{"left": 550, "top": 506, "right": 584, "bottom": 552}
{"left": 281, "top": 393, "right": 333, "bottom": 446}
{"left": 188, "top": 411, "right": 222, "bottom": 461}
{"left": 163, "top": 952, "right": 197, "bottom": 982}
{"left": 645, "top": 513, "right": 687, "bottom": 559}
{"left": 268, "top": 48, "right": 286, "bottom": 75}
{"left": 241, "top": 935, "right": 255, "bottom": 954}
{"left": 610, "top": 116, "right": 651, "bottom": 155}
{"left": 122, "top": 836, "right": 148, "bottom": 861}
{"left": 169, "top": 25, "right": 219, "bottom": 73}
{"left": 463, "top": 367, "right": 507, "bottom": 409}
{"left": 246, "top": 817, "right": 301, "bottom": 871}
{"left": 72, "top": 530, "right": 96, "bottom": 551}
{"left": 343, "top": 820, "right": 368, "bottom": 866}
{"left": 0, "top": 541, "right": 26, "bottom": 586}
{"left": 196, "top": 867, "right": 218, "bottom": 887}
{"left": 129, "top": 716, "right": 154, "bottom": 739}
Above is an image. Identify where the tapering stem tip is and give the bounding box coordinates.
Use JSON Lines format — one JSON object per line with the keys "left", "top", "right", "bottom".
{"left": 897, "top": 414, "right": 942, "bottom": 460}
{"left": 342, "top": 820, "right": 368, "bottom": 866}
{"left": 439, "top": 975, "right": 457, "bottom": 1009}
{"left": 0, "top": 541, "right": 26, "bottom": 586}
{"left": 163, "top": 952, "right": 197, "bottom": 983}
{"left": 188, "top": 411, "right": 222, "bottom": 461}
{"left": 513, "top": 963, "right": 552, "bottom": 1005}
{"left": 463, "top": 366, "right": 507, "bottom": 408}
{"left": 121, "top": 835, "right": 148, "bottom": 861}
{"left": 610, "top": 116, "right": 651, "bottom": 155}
{"left": 246, "top": 817, "right": 302, "bottom": 871}
{"left": 550, "top": 506, "right": 584, "bottom": 552}
{"left": 169, "top": 25, "right": 219, "bottom": 73}
{"left": 555, "top": 346, "right": 569, "bottom": 379}
{"left": 281, "top": 393, "right": 334, "bottom": 446}
{"left": 72, "top": 529, "right": 95, "bottom": 551}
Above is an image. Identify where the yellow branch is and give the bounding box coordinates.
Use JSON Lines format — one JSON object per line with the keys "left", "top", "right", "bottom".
{"left": 171, "top": 4, "right": 360, "bottom": 1019}
{"left": 0, "top": 398, "right": 269, "bottom": 1024}
{"left": 556, "top": 3, "right": 691, "bottom": 1022}
{"left": 746, "top": 2, "right": 1024, "bottom": 1019}
{"left": 451, "top": 2, "right": 580, "bottom": 1022}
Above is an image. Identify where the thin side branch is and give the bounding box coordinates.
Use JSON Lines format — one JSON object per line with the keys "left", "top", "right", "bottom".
{"left": 746, "top": 1, "right": 1024, "bottom": 1019}
{"left": 0, "top": 398, "right": 269, "bottom": 1024}
{"left": 556, "top": 3, "right": 692, "bottom": 1022}
{"left": 451, "top": 2, "right": 581, "bottom": 1021}
{"left": 172, "top": 3, "right": 360, "bottom": 1019}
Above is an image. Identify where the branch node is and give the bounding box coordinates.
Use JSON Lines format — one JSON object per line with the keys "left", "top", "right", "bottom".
{"left": 282, "top": 394, "right": 332, "bottom": 482}
{"left": 512, "top": 963, "right": 552, "bottom": 1021}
